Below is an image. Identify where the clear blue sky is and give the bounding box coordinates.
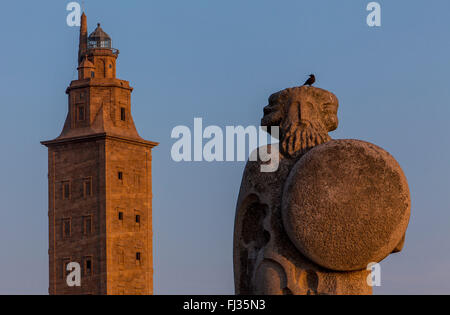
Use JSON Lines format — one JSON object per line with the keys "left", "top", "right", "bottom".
{"left": 0, "top": 0, "right": 449, "bottom": 294}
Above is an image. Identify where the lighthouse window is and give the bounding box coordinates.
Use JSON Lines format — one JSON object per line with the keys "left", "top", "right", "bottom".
{"left": 84, "top": 257, "right": 93, "bottom": 276}
{"left": 100, "top": 41, "right": 110, "bottom": 48}
{"left": 62, "top": 219, "right": 71, "bottom": 239}
{"left": 83, "top": 216, "right": 92, "bottom": 236}
{"left": 62, "top": 181, "right": 71, "bottom": 200}
{"left": 120, "top": 108, "right": 126, "bottom": 121}
{"left": 83, "top": 177, "right": 92, "bottom": 197}
{"left": 78, "top": 106, "right": 85, "bottom": 121}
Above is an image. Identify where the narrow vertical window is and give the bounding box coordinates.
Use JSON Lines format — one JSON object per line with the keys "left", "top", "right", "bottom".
{"left": 62, "top": 181, "right": 71, "bottom": 200}
{"left": 83, "top": 216, "right": 92, "bottom": 236}
{"left": 91, "top": 71, "right": 95, "bottom": 78}
{"left": 62, "top": 218, "right": 71, "bottom": 239}
{"left": 136, "top": 252, "right": 141, "bottom": 262}
{"left": 134, "top": 211, "right": 141, "bottom": 231}
{"left": 84, "top": 256, "right": 93, "bottom": 276}
{"left": 83, "top": 177, "right": 92, "bottom": 198}
{"left": 118, "top": 209, "right": 124, "bottom": 227}
{"left": 120, "top": 107, "right": 126, "bottom": 121}
{"left": 78, "top": 106, "right": 85, "bottom": 121}
{"left": 118, "top": 171, "right": 123, "bottom": 181}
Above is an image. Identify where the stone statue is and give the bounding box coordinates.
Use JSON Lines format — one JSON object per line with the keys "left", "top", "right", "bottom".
{"left": 234, "top": 86, "right": 410, "bottom": 295}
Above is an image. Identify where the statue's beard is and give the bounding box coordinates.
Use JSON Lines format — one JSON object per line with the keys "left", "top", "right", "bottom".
{"left": 280, "top": 121, "right": 331, "bottom": 158}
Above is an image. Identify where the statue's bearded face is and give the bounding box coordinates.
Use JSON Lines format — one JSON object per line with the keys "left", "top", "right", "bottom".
{"left": 261, "top": 86, "right": 339, "bottom": 157}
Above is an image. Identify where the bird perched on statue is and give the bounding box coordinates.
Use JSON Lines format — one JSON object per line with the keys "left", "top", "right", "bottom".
{"left": 303, "top": 74, "right": 316, "bottom": 86}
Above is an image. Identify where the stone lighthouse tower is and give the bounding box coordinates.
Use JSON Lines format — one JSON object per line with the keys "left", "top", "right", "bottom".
{"left": 42, "top": 13, "right": 158, "bottom": 295}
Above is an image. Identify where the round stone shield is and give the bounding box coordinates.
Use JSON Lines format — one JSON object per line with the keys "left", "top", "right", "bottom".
{"left": 282, "top": 139, "right": 411, "bottom": 271}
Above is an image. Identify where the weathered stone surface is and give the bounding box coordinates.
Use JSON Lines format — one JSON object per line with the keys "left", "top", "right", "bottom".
{"left": 282, "top": 139, "right": 411, "bottom": 271}
{"left": 234, "top": 85, "right": 411, "bottom": 295}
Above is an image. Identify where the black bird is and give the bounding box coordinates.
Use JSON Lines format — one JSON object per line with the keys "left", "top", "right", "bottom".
{"left": 303, "top": 74, "right": 316, "bottom": 86}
